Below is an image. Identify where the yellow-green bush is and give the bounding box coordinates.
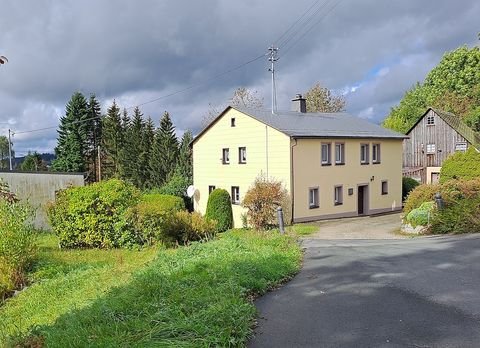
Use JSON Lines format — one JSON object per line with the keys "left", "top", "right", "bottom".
{"left": 406, "top": 201, "right": 435, "bottom": 227}
{"left": 47, "top": 179, "right": 141, "bottom": 249}
{"left": 0, "top": 198, "right": 36, "bottom": 300}
{"left": 161, "top": 211, "right": 217, "bottom": 245}
{"left": 403, "top": 183, "right": 440, "bottom": 215}
{"left": 440, "top": 147, "right": 480, "bottom": 183}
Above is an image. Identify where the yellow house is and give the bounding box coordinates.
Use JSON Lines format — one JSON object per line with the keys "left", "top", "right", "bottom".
{"left": 192, "top": 95, "right": 406, "bottom": 227}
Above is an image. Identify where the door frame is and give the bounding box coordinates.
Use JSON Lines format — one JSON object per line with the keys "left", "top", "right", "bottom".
{"left": 357, "top": 183, "right": 369, "bottom": 216}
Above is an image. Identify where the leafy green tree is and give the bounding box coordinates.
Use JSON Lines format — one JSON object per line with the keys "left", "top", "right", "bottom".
{"left": 102, "top": 100, "right": 123, "bottom": 179}
{"left": 304, "top": 83, "right": 346, "bottom": 113}
{"left": 0, "top": 136, "right": 10, "bottom": 169}
{"left": 20, "top": 152, "right": 47, "bottom": 171}
{"left": 149, "top": 112, "right": 178, "bottom": 187}
{"left": 52, "top": 92, "right": 89, "bottom": 172}
{"left": 384, "top": 46, "right": 480, "bottom": 133}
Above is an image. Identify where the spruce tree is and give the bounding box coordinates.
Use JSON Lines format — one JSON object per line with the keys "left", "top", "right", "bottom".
{"left": 125, "top": 107, "right": 146, "bottom": 188}
{"left": 118, "top": 108, "right": 131, "bottom": 180}
{"left": 101, "top": 100, "right": 123, "bottom": 179}
{"left": 149, "top": 112, "right": 178, "bottom": 187}
{"left": 52, "top": 92, "right": 89, "bottom": 172}
{"left": 176, "top": 130, "right": 193, "bottom": 183}
{"left": 141, "top": 116, "right": 155, "bottom": 188}
{"left": 86, "top": 94, "right": 102, "bottom": 181}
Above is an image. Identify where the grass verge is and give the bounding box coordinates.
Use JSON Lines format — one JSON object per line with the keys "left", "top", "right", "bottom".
{"left": 287, "top": 223, "right": 319, "bottom": 236}
{"left": 2, "top": 230, "right": 301, "bottom": 347}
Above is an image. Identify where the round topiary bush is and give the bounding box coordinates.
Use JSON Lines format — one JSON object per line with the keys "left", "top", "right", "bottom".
{"left": 205, "top": 189, "right": 233, "bottom": 232}
{"left": 402, "top": 177, "right": 420, "bottom": 201}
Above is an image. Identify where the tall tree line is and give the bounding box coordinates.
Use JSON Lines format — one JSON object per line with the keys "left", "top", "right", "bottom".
{"left": 53, "top": 92, "right": 193, "bottom": 190}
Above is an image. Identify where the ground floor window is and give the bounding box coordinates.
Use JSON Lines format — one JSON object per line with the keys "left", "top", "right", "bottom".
{"left": 309, "top": 187, "right": 319, "bottom": 209}
{"left": 381, "top": 181, "right": 388, "bottom": 195}
{"left": 208, "top": 185, "right": 216, "bottom": 194}
{"left": 334, "top": 185, "right": 343, "bottom": 205}
{"left": 231, "top": 186, "right": 240, "bottom": 204}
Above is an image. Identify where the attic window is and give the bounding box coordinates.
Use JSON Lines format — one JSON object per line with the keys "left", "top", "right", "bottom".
{"left": 426, "top": 115, "right": 435, "bottom": 125}
{"left": 231, "top": 118, "right": 236, "bottom": 127}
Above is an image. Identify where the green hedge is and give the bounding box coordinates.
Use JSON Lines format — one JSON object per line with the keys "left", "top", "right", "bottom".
{"left": 47, "top": 179, "right": 141, "bottom": 248}
{"left": 205, "top": 189, "right": 233, "bottom": 232}
{"left": 440, "top": 147, "right": 480, "bottom": 183}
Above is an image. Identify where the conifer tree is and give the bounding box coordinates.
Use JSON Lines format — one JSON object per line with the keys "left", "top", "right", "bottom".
{"left": 141, "top": 116, "right": 155, "bottom": 188}
{"left": 124, "top": 107, "right": 146, "bottom": 188}
{"left": 176, "top": 130, "right": 193, "bottom": 183}
{"left": 52, "top": 92, "right": 89, "bottom": 172}
{"left": 86, "top": 94, "right": 102, "bottom": 181}
{"left": 118, "top": 108, "right": 131, "bottom": 179}
{"left": 149, "top": 112, "right": 178, "bottom": 187}
{"left": 101, "top": 100, "right": 123, "bottom": 179}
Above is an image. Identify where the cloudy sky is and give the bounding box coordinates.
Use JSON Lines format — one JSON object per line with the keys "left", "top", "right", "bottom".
{"left": 0, "top": 0, "right": 478, "bottom": 156}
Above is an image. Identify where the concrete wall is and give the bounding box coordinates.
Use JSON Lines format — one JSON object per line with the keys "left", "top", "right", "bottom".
{"left": 0, "top": 171, "right": 84, "bottom": 229}
{"left": 292, "top": 138, "right": 403, "bottom": 222}
{"left": 193, "top": 108, "right": 291, "bottom": 228}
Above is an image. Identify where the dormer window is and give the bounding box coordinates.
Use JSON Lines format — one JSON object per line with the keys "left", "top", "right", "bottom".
{"left": 426, "top": 115, "right": 435, "bottom": 125}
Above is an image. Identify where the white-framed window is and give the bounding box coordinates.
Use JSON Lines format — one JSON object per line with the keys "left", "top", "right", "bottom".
{"left": 426, "top": 143, "right": 436, "bottom": 154}
{"left": 335, "top": 143, "right": 345, "bottom": 165}
{"left": 360, "top": 144, "right": 369, "bottom": 164}
{"left": 208, "top": 185, "right": 216, "bottom": 194}
{"left": 334, "top": 185, "right": 343, "bottom": 205}
{"left": 231, "top": 186, "right": 240, "bottom": 204}
{"left": 231, "top": 118, "right": 236, "bottom": 127}
{"left": 372, "top": 144, "right": 381, "bottom": 164}
{"left": 309, "top": 187, "right": 319, "bottom": 209}
{"left": 238, "top": 147, "right": 247, "bottom": 164}
{"left": 381, "top": 181, "right": 388, "bottom": 195}
{"left": 426, "top": 115, "right": 435, "bottom": 125}
{"left": 222, "top": 148, "right": 230, "bottom": 164}
{"left": 455, "top": 142, "right": 467, "bottom": 152}
{"left": 321, "top": 143, "right": 331, "bottom": 165}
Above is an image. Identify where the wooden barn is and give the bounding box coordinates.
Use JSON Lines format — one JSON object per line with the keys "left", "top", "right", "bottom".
{"left": 402, "top": 108, "right": 480, "bottom": 184}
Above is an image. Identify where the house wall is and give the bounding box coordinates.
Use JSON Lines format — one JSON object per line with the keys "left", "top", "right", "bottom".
{"left": 292, "top": 138, "right": 402, "bottom": 222}
{"left": 403, "top": 109, "right": 470, "bottom": 168}
{"left": 193, "top": 108, "right": 291, "bottom": 227}
{"left": 0, "top": 171, "right": 84, "bottom": 229}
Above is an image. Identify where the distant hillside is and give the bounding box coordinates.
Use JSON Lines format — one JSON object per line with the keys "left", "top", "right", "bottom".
{"left": 14, "top": 153, "right": 56, "bottom": 168}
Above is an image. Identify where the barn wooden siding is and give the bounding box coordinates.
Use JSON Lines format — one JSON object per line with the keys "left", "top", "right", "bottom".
{"left": 402, "top": 109, "right": 469, "bottom": 168}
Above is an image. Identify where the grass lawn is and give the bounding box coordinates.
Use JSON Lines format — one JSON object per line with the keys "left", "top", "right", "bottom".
{"left": 1, "top": 230, "right": 301, "bottom": 347}
{"left": 287, "top": 223, "right": 319, "bottom": 236}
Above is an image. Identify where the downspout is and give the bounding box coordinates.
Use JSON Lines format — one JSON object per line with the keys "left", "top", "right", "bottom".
{"left": 265, "top": 125, "right": 269, "bottom": 177}
{"left": 290, "top": 137, "right": 297, "bottom": 224}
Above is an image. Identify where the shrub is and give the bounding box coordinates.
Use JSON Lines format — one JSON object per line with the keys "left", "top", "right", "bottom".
{"left": 402, "top": 177, "right": 420, "bottom": 201}
{"left": 161, "top": 211, "right": 217, "bottom": 245}
{"left": 0, "top": 197, "right": 36, "bottom": 300}
{"left": 242, "top": 175, "right": 289, "bottom": 230}
{"left": 47, "top": 179, "right": 141, "bottom": 248}
{"left": 156, "top": 173, "right": 193, "bottom": 211}
{"left": 403, "top": 183, "right": 440, "bottom": 215}
{"left": 127, "top": 194, "right": 186, "bottom": 245}
{"left": 429, "top": 178, "right": 480, "bottom": 234}
{"left": 405, "top": 201, "right": 434, "bottom": 227}
{"left": 440, "top": 147, "right": 480, "bottom": 183}
{"left": 205, "top": 189, "right": 233, "bottom": 232}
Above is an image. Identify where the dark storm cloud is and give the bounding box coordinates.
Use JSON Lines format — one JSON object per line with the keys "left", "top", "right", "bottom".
{"left": 0, "top": 0, "right": 478, "bottom": 152}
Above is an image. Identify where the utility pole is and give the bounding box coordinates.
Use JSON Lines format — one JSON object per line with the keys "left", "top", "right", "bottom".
{"left": 268, "top": 46, "right": 279, "bottom": 114}
{"left": 8, "top": 129, "right": 13, "bottom": 171}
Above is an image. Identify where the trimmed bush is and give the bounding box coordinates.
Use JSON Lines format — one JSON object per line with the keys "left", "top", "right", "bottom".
{"left": 242, "top": 175, "right": 289, "bottom": 230}
{"left": 406, "top": 201, "right": 434, "bottom": 227}
{"left": 156, "top": 173, "right": 193, "bottom": 211}
{"left": 127, "top": 194, "right": 186, "bottom": 245}
{"left": 440, "top": 147, "right": 480, "bottom": 183}
{"left": 47, "top": 179, "right": 141, "bottom": 248}
{"left": 402, "top": 176, "right": 420, "bottom": 201}
{"left": 205, "top": 189, "right": 233, "bottom": 232}
{"left": 161, "top": 211, "right": 217, "bottom": 245}
{"left": 0, "top": 191, "right": 36, "bottom": 300}
{"left": 403, "top": 183, "right": 440, "bottom": 215}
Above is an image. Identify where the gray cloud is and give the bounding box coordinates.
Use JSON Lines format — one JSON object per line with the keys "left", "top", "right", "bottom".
{"left": 0, "top": 0, "right": 478, "bottom": 155}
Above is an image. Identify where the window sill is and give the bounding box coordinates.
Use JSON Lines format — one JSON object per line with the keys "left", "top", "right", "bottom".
{"left": 238, "top": 162, "right": 246, "bottom": 165}
{"left": 334, "top": 202, "right": 343, "bottom": 206}
{"left": 321, "top": 163, "right": 332, "bottom": 166}
{"left": 222, "top": 162, "right": 230, "bottom": 165}
{"left": 360, "top": 162, "right": 369, "bottom": 165}
{"left": 335, "top": 162, "right": 345, "bottom": 166}
{"left": 309, "top": 205, "right": 319, "bottom": 209}
{"left": 381, "top": 192, "right": 388, "bottom": 195}
{"left": 372, "top": 162, "right": 381, "bottom": 165}
{"left": 231, "top": 201, "right": 240, "bottom": 205}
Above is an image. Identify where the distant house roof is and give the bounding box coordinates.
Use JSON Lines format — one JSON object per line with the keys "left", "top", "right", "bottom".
{"left": 193, "top": 106, "right": 406, "bottom": 144}
{"left": 407, "top": 108, "right": 480, "bottom": 149}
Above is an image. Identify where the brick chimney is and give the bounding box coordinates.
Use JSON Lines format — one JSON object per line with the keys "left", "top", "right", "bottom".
{"left": 291, "top": 93, "right": 306, "bottom": 113}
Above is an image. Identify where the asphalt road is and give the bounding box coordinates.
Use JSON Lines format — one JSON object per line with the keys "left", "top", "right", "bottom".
{"left": 249, "top": 235, "right": 480, "bottom": 348}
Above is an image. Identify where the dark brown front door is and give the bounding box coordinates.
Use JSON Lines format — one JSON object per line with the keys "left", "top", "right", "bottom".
{"left": 358, "top": 185, "right": 368, "bottom": 215}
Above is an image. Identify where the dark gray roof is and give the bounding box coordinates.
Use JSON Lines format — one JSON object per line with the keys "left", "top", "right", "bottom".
{"left": 234, "top": 106, "right": 407, "bottom": 139}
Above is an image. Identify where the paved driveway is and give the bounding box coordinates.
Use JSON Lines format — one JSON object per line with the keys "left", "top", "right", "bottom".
{"left": 249, "top": 234, "right": 480, "bottom": 347}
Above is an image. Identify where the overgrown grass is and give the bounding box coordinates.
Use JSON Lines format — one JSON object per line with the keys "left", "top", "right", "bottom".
{"left": 287, "top": 223, "right": 319, "bottom": 236}
{"left": 1, "top": 230, "right": 301, "bottom": 347}
{"left": 0, "top": 233, "right": 158, "bottom": 344}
